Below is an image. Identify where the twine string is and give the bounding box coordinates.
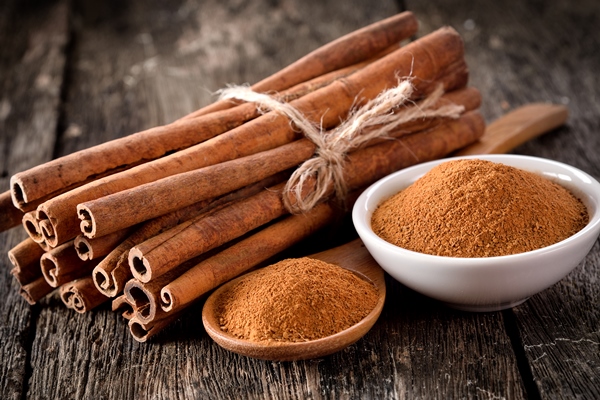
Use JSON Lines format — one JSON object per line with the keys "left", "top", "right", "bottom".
{"left": 217, "top": 80, "right": 464, "bottom": 214}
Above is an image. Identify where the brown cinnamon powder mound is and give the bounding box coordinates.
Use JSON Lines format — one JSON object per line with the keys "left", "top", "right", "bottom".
{"left": 371, "top": 159, "right": 589, "bottom": 257}
{"left": 216, "top": 257, "right": 378, "bottom": 343}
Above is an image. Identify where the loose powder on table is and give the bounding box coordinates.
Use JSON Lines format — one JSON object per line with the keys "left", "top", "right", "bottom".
{"left": 371, "top": 159, "right": 589, "bottom": 257}
{"left": 216, "top": 257, "right": 379, "bottom": 343}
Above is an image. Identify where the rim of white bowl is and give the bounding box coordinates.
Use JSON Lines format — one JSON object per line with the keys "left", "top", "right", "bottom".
{"left": 352, "top": 154, "right": 600, "bottom": 263}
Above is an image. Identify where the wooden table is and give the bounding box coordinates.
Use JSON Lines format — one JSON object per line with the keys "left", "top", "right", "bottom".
{"left": 1, "top": 0, "right": 598, "bottom": 398}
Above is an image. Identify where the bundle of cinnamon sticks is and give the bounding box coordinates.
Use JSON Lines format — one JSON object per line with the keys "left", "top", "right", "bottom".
{"left": 1, "top": 12, "right": 486, "bottom": 342}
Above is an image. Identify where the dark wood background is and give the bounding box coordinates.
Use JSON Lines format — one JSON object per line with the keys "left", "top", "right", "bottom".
{"left": 1, "top": 0, "right": 598, "bottom": 398}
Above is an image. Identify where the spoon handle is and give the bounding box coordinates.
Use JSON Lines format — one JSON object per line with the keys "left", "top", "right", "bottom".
{"left": 455, "top": 103, "right": 568, "bottom": 156}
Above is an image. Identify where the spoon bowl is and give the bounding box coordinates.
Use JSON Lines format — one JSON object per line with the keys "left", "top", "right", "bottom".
{"left": 202, "top": 239, "right": 386, "bottom": 361}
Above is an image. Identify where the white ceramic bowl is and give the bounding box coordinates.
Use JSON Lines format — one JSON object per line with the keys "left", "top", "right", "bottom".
{"left": 352, "top": 154, "right": 600, "bottom": 312}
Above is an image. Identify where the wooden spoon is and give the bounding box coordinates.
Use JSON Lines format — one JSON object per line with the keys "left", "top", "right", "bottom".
{"left": 202, "top": 102, "right": 568, "bottom": 361}
{"left": 202, "top": 238, "right": 385, "bottom": 361}
{"left": 455, "top": 103, "right": 568, "bottom": 155}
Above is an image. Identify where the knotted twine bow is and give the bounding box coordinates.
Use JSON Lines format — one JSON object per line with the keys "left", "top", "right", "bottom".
{"left": 218, "top": 80, "right": 464, "bottom": 214}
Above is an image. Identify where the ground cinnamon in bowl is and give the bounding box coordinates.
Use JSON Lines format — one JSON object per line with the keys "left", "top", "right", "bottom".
{"left": 371, "top": 159, "right": 589, "bottom": 257}
{"left": 215, "top": 257, "right": 379, "bottom": 343}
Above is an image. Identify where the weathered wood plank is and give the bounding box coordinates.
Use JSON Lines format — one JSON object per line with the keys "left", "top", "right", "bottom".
{"left": 0, "top": 0, "right": 68, "bottom": 173}
{"left": 408, "top": 0, "right": 600, "bottom": 398}
{"left": 0, "top": 0, "right": 69, "bottom": 399}
{"left": 5, "top": 0, "right": 597, "bottom": 398}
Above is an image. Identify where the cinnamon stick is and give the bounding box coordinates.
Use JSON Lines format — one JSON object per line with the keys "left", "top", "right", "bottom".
{"left": 54, "top": 27, "right": 464, "bottom": 244}
{"left": 78, "top": 142, "right": 314, "bottom": 239}
{"left": 124, "top": 273, "right": 185, "bottom": 324}
{"left": 10, "top": 13, "right": 417, "bottom": 211}
{"left": 20, "top": 277, "right": 54, "bottom": 305}
{"left": 128, "top": 183, "right": 288, "bottom": 283}
{"left": 184, "top": 11, "right": 419, "bottom": 119}
{"left": 22, "top": 211, "right": 44, "bottom": 244}
{"left": 181, "top": 27, "right": 466, "bottom": 182}
{"left": 59, "top": 277, "right": 109, "bottom": 313}
{"left": 160, "top": 201, "right": 337, "bottom": 314}
{"left": 351, "top": 86, "right": 481, "bottom": 151}
{"left": 112, "top": 294, "right": 135, "bottom": 320}
{"left": 91, "top": 173, "right": 288, "bottom": 297}
{"left": 344, "top": 111, "right": 486, "bottom": 189}
{"left": 128, "top": 311, "right": 184, "bottom": 343}
{"left": 123, "top": 242, "right": 228, "bottom": 323}
{"left": 124, "top": 278, "right": 167, "bottom": 324}
{"left": 74, "top": 228, "right": 133, "bottom": 261}
{"left": 8, "top": 237, "right": 45, "bottom": 285}
{"left": 0, "top": 190, "right": 23, "bottom": 232}
{"left": 40, "top": 241, "right": 102, "bottom": 287}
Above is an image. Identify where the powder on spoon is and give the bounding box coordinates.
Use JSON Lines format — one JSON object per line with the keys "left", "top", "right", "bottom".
{"left": 371, "top": 158, "right": 588, "bottom": 257}
{"left": 216, "top": 257, "right": 379, "bottom": 343}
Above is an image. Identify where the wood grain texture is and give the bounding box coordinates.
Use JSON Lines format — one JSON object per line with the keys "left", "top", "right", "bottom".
{"left": 0, "top": 0, "right": 598, "bottom": 399}
{"left": 455, "top": 103, "right": 569, "bottom": 156}
{"left": 409, "top": 0, "right": 600, "bottom": 398}
{"left": 0, "top": 0, "right": 69, "bottom": 399}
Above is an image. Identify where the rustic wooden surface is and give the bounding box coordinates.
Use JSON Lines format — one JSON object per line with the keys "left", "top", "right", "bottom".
{"left": 1, "top": 0, "right": 598, "bottom": 399}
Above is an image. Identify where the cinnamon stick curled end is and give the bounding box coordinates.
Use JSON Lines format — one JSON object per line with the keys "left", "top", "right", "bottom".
{"left": 40, "top": 254, "right": 61, "bottom": 288}
{"left": 160, "top": 291, "right": 174, "bottom": 312}
{"left": 74, "top": 236, "right": 93, "bottom": 261}
{"left": 10, "top": 177, "right": 28, "bottom": 209}
{"left": 77, "top": 205, "right": 96, "bottom": 238}
{"left": 92, "top": 253, "right": 132, "bottom": 298}
{"left": 92, "top": 267, "right": 116, "bottom": 295}
{"left": 39, "top": 219, "right": 56, "bottom": 245}
{"left": 22, "top": 211, "right": 44, "bottom": 243}
{"left": 128, "top": 248, "right": 152, "bottom": 282}
{"left": 112, "top": 294, "right": 135, "bottom": 320}
{"left": 8, "top": 238, "right": 46, "bottom": 285}
{"left": 128, "top": 312, "right": 182, "bottom": 343}
{"left": 40, "top": 241, "right": 101, "bottom": 288}
{"left": 20, "top": 277, "right": 54, "bottom": 305}
{"left": 124, "top": 282, "right": 155, "bottom": 323}
{"left": 59, "top": 277, "right": 108, "bottom": 313}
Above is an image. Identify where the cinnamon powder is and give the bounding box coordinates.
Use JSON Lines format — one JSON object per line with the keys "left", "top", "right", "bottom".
{"left": 216, "top": 257, "right": 378, "bottom": 343}
{"left": 371, "top": 159, "right": 588, "bottom": 257}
